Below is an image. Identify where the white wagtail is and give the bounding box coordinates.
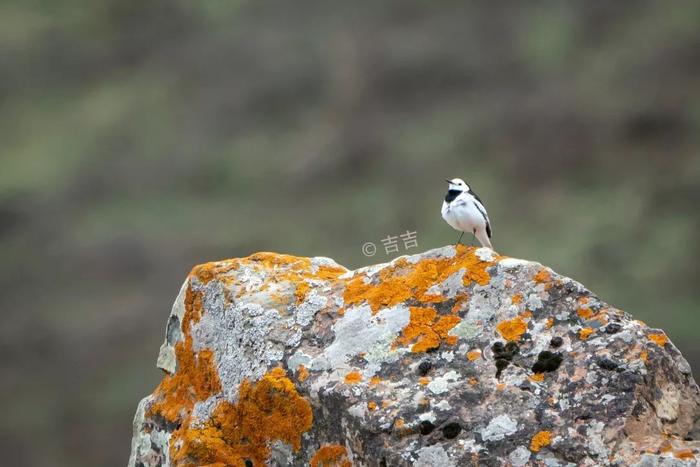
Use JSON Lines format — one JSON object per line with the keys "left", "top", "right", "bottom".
{"left": 441, "top": 178, "right": 493, "bottom": 249}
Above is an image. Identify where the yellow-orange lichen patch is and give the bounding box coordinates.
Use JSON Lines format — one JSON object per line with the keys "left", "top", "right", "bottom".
{"left": 190, "top": 260, "right": 241, "bottom": 285}
{"left": 467, "top": 350, "right": 482, "bottom": 361}
{"left": 530, "top": 373, "right": 545, "bottom": 382}
{"left": 395, "top": 307, "right": 461, "bottom": 352}
{"left": 182, "top": 285, "right": 204, "bottom": 332}
{"left": 369, "top": 376, "right": 381, "bottom": 386}
{"left": 297, "top": 365, "right": 309, "bottom": 382}
{"left": 534, "top": 269, "right": 551, "bottom": 283}
{"left": 294, "top": 281, "right": 311, "bottom": 304}
{"left": 367, "top": 401, "right": 377, "bottom": 411}
{"left": 530, "top": 430, "right": 552, "bottom": 452}
{"left": 649, "top": 333, "right": 668, "bottom": 347}
{"left": 496, "top": 383, "right": 505, "bottom": 391}
{"left": 170, "top": 367, "right": 313, "bottom": 466}
{"left": 659, "top": 440, "right": 673, "bottom": 453}
{"left": 545, "top": 318, "right": 554, "bottom": 329}
{"left": 640, "top": 350, "right": 649, "bottom": 363}
{"left": 511, "top": 293, "right": 523, "bottom": 305}
{"left": 310, "top": 444, "right": 352, "bottom": 467}
{"left": 674, "top": 449, "right": 695, "bottom": 460}
{"left": 148, "top": 335, "right": 222, "bottom": 424}
{"left": 579, "top": 327, "right": 594, "bottom": 340}
{"left": 149, "top": 283, "right": 221, "bottom": 424}
{"left": 496, "top": 317, "right": 528, "bottom": 342}
{"left": 450, "top": 294, "right": 470, "bottom": 314}
{"left": 195, "top": 252, "right": 346, "bottom": 306}
{"left": 419, "top": 377, "right": 430, "bottom": 386}
{"left": 468, "top": 377, "right": 479, "bottom": 386}
{"left": 577, "top": 308, "right": 594, "bottom": 320}
{"left": 343, "top": 246, "right": 497, "bottom": 313}
{"left": 394, "top": 418, "right": 405, "bottom": 429}
{"left": 344, "top": 371, "right": 362, "bottom": 384}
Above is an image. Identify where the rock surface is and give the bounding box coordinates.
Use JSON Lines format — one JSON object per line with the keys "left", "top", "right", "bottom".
{"left": 129, "top": 246, "right": 700, "bottom": 466}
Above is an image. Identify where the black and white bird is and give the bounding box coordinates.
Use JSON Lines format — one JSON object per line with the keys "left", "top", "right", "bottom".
{"left": 441, "top": 178, "right": 493, "bottom": 249}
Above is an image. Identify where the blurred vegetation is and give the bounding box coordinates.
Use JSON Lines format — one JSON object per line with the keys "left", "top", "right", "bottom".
{"left": 1, "top": 1, "right": 699, "bottom": 466}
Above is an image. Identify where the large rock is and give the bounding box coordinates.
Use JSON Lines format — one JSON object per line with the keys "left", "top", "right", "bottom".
{"left": 129, "top": 246, "right": 700, "bottom": 466}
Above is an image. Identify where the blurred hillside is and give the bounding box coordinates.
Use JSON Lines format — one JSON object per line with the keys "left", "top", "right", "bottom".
{"left": 1, "top": 1, "right": 699, "bottom": 466}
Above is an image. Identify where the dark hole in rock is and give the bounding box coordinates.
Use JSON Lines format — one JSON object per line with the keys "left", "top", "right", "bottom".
{"left": 245, "top": 460, "right": 253, "bottom": 467}
{"left": 417, "top": 360, "right": 432, "bottom": 376}
{"left": 550, "top": 336, "right": 563, "bottom": 348}
{"left": 493, "top": 341, "right": 519, "bottom": 378}
{"left": 597, "top": 357, "right": 620, "bottom": 371}
{"left": 605, "top": 323, "right": 623, "bottom": 334}
{"left": 419, "top": 420, "right": 435, "bottom": 435}
{"left": 532, "top": 350, "right": 563, "bottom": 373}
{"left": 380, "top": 457, "right": 387, "bottom": 467}
{"left": 165, "top": 315, "right": 181, "bottom": 345}
{"left": 442, "top": 422, "right": 462, "bottom": 439}
{"left": 492, "top": 341, "right": 519, "bottom": 360}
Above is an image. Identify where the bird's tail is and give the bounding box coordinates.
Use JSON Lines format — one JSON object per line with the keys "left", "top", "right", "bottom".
{"left": 475, "top": 229, "right": 493, "bottom": 249}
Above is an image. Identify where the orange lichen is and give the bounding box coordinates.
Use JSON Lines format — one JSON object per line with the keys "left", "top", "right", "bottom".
{"left": 469, "top": 377, "right": 479, "bottom": 386}
{"left": 343, "top": 246, "right": 497, "bottom": 313}
{"left": 579, "top": 327, "right": 594, "bottom": 340}
{"left": 295, "top": 281, "right": 311, "bottom": 304}
{"left": 395, "top": 418, "right": 405, "bottom": 428}
{"left": 149, "top": 283, "right": 221, "bottom": 424}
{"left": 467, "top": 350, "right": 482, "bottom": 361}
{"left": 511, "top": 293, "right": 523, "bottom": 305}
{"left": 419, "top": 377, "right": 430, "bottom": 386}
{"left": 395, "top": 306, "right": 461, "bottom": 352}
{"left": 496, "top": 317, "right": 528, "bottom": 341}
{"left": 649, "top": 333, "right": 668, "bottom": 347}
{"left": 496, "top": 383, "right": 505, "bottom": 391}
{"left": 344, "top": 371, "right": 362, "bottom": 384}
{"left": 190, "top": 260, "right": 241, "bottom": 285}
{"left": 297, "top": 365, "right": 309, "bottom": 382}
{"left": 534, "top": 269, "right": 551, "bottom": 283}
{"left": 530, "top": 431, "right": 552, "bottom": 452}
{"left": 674, "top": 449, "right": 695, "bottom": 460}
{"left": 450, "top": 294, "right": 470, "bottom": 314}
{"left": 659, "top": 441, "right": 673, "bottom": 453}
{"left": 368, "top": 401, "right": 377, "bottom": 411}
{"left": 170, "top": 367, "right": 313, "bottom": 466}
{"left": 640, "top": 350, "right": 649, "bottom": 363}
{"left": 530, "top": 373, "right": 545, "bottom": 382}
{"left": 191, "top": 253, "right": 347, "bottom": 310}
{"left": 519, "top": 310, "right": 533, "bottom": 319}
{"left": 577, "top": 308, "right": 594, "bottom": 320}
{"left": 369, "top": 376, "right": 381, "bottom": 386}
{"left": 310, "top": 444, "right": 352, "bottom": 467}
{"left": 545, "top": 318, "right": 554, "bottom": 329}
{"left": 148, "top": 336, "right": 222, "bottom": 424}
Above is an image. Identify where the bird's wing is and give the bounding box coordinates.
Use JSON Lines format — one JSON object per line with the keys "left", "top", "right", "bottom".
{"left": 470, "top": 193, "right": 492, "bottom": 238}
{"left": 468, "top": 188, "right": 485, "bottom": 207}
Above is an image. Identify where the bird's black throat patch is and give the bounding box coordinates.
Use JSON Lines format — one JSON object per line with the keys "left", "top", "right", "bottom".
{"left": 444, "top": 189, "right": 462, "bottom": 203}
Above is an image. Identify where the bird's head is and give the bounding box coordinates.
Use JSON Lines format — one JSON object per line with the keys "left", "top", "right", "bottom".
{"left": 445, "top": 178, "right": 469, "bottom": 192}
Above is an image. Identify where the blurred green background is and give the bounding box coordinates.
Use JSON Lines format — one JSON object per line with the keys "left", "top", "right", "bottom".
{"left": 1, "top": 1, "right": 699, "bottom": 466}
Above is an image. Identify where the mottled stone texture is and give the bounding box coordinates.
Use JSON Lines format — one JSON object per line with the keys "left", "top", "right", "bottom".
{"left": 129, "top": 246, "right": 700, "bottom": 466}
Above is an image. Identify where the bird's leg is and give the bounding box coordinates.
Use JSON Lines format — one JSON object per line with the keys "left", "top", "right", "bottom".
{"left": 456, "top": 231, "right": 465, "bottom": 246}
{"left": 471, "top": 229, "right": 476, "bottom": 247}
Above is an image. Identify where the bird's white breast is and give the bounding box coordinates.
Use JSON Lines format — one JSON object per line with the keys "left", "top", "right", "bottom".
{"left": 441, "top": 194, "right": 486, "bottom": 233}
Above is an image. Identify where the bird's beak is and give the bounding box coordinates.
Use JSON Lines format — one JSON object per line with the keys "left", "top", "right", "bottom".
{"left": 444, "top": 179, "right": 452, "bottom": 184}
